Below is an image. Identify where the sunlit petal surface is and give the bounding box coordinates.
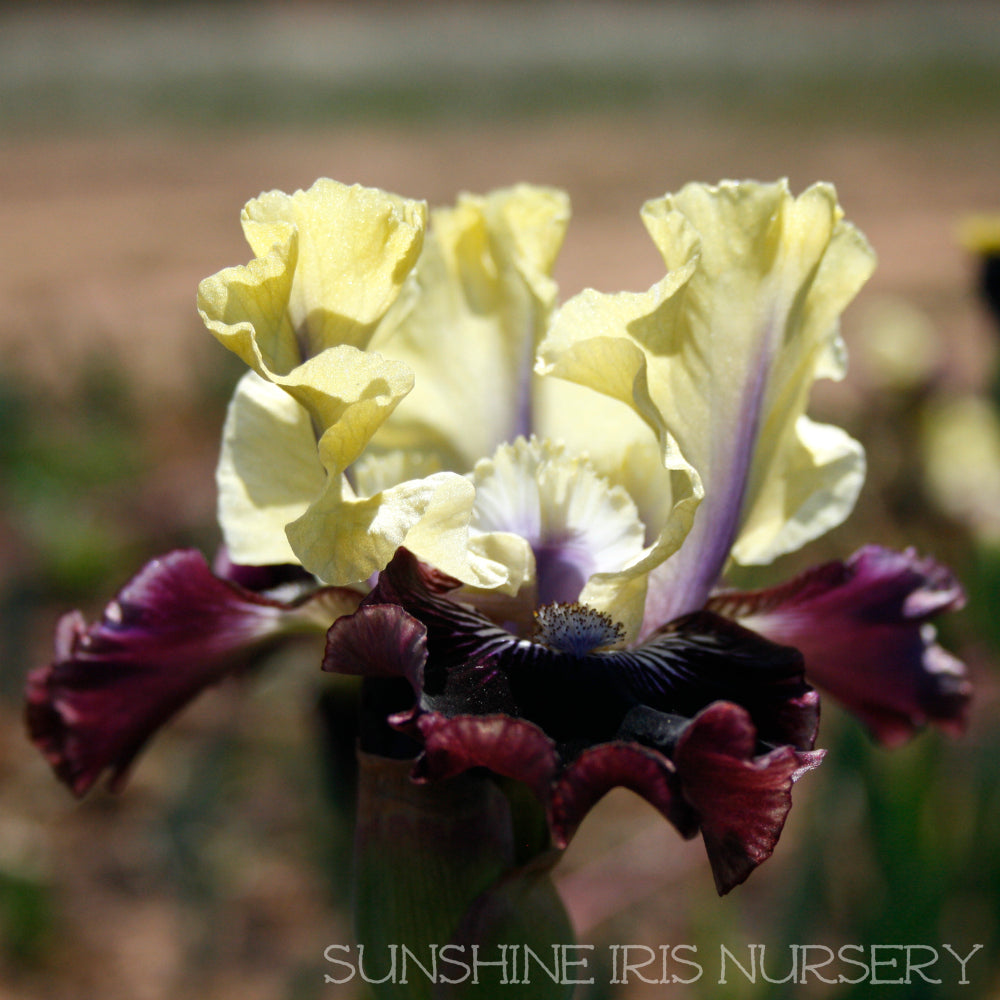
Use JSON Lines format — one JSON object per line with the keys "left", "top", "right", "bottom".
{"left": 541, "top": 180, "right": 875, "bottom": 630}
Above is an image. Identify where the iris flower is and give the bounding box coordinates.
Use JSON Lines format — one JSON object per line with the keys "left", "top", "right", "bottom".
{"left": 27, "top": 178, "right": 969, "bottom": 894}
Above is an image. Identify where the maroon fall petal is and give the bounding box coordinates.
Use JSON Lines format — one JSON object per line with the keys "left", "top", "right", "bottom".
{"left": 324, "top": 603, "right": 428, "bottom": 691}
{"left": 25, "top": 549, "right": 354, "bottom": 796}
{"left": 708, "top": 546, "right": 970, "bottom": 745}
{"left": 409, "top": 712, "right": 560, "bottom": 806}
{"left": 212, "top": 548, "right": 315, "bottom": 593}
{"left": 551, "top": 741, "right": 699, "bottom": 847}
{"left": 406, "top": 712, "right": 702, "bottom": 853}
{"left": 674, "top": 702, "right": 824, "bottom": 895}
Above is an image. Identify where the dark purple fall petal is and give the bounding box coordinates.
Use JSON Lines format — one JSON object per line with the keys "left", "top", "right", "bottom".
{"left": 673, "top": 702, "right": 825, "bottom": 895}
{"left": 708, "top": 546, "right": 970, "bottom": 745}
{"left": 212, "top": 548, "right": 315, "bottom": 593}
{"left": 410, "top": 712, "right": 559, "bottom": 805}
{"left": 324, "top": 603, "right": 428, "bottom": 691}
{"left": 26, "top": 549, "right": 359, "bottom": 796}
{"left": 550, "top": 741, "right": 699, "bottom": 846}
{"left": 320, "top": 548, "right": 827, "bottom": 889}
{"left": 614, "top": 611, "right": 815, "bottom": 750}
{"left": 404, "top": 711, "right": 699, "bottom": 849}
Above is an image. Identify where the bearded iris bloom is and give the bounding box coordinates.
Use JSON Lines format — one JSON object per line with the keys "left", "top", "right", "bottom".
{"left": 27, "top": 178, "right": 969, "bottom": 896}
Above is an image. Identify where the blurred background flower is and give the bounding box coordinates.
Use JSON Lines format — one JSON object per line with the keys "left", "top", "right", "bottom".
{"left": 3, "top": 2, "right": 1000, "bottom": 998}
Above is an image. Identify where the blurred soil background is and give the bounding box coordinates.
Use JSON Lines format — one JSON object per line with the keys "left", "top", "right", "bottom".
{"left": 2, "top": 2, "right": 1000, "bottom": 998}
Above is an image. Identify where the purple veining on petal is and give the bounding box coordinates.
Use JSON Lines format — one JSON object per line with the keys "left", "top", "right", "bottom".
{"left": 26, "top": 550, "right": 354, "bottom": 796}
{"left": 698, "top": 338, "right": 771, "bottom": 603}
{"left": 643, "top": 337, "right": 773, "bottom": 633}
{"left": 707, "top": 545, "right": 970, "bottom": 744}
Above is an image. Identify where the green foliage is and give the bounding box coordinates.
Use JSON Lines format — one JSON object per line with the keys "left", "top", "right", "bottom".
{"left": 0, "top": 869, "right": 53, "bottom": 966}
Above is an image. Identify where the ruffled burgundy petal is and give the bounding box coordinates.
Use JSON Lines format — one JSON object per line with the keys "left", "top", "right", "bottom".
{"left": 708, "top": 545, "right": 970, "bottom": 745}
{"left": 324, "top": 603, "right": 428, "bottom": 690}
{"left": 26, "top": 549, "right": 357, "bottom": 796}
{"left": 403, "top": 711, "right": 699, "bottom": 852}
{"left": 409, "top": 712, "right": 559, "bottom": 805}
{"left": 674, "top": 701, "right": 824, "bottom": 895}
{"left": 551, "top": 741, "right": 698, "bottom": 847}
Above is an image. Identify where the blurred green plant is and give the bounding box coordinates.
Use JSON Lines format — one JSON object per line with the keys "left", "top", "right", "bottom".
{"left": 0, "top": 868, "right": 53, "bottom": 967}
{"left": 0, "top": 362, "right": 147, "bottom": 599}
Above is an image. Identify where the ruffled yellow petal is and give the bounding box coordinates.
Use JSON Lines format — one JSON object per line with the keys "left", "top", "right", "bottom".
{"left": 216, "top": 371, "right": 324, "bottom": 566}
{"left": 220, "top": 342, "right": 492, "bottom": 589}
{"left": 369, "top": 185, "right": 570, "bottom": 471}
{"left": 731, "top": 415, "right": 865, "bottom": 564}
{"left": 198, "top": 179, "right": 426, "bottom": 379}
{"left": 287, "top": 470, "right": 517, "bottom": 591}
{"left": 205, "top": 181, "right": 572, "bottom": 594}
{"left": 274, "top": 345, "right": 471, "bottom": 585}
{"left": 541, "top": 180, "right": 875, "bottom": 626}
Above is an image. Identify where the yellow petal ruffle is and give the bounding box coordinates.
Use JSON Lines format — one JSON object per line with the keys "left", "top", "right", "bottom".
{"left": 541, "top": 180, "right": 875, "bottom": 627}
{"left": 205, "top": 180, "right": 568, "bottom": 593}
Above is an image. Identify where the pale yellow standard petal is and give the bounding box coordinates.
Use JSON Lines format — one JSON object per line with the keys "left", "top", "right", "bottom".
{"left": 287, "top": 470, "right": 481, "bottom": 587}
{"left": 542, "top": 180, "right": 874, "bottom": 627}
{"left": 538, "top": 269, "right": 704, "bottom": 630}
{"left": 216, "top": 371, "right": 325, "bottom": 566}
{"left": 731, "top": 415, "right": 866, "bottom": 564}
{"left": 638, "top": 181, "right": 874, "bottom": 572}
{"left": 278, "top": 344, "right": 522, "bottom": 591}
{"left": 198, "top": 227, "right": 301, "bottom": 378}
{"left": 198, "top": 179, "right": 426, "bottom": 379}
{"left": 203, "top": 181, "right": 572, "bottom": 590}
{"left": 369, "top": 185, "right": 570, "bottom": 471}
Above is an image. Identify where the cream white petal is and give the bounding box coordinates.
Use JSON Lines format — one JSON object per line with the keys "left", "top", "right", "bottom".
{"left": 216, "top": 371, "right": 324, "bottom": 566}
{"left": 370, "top": 185, "right": 570, "bottom": 471}
{"left": 468, "top": 437, "right": 659, "bottom": 637}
